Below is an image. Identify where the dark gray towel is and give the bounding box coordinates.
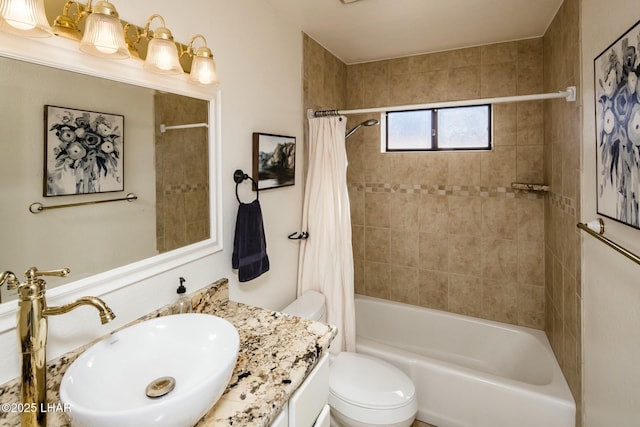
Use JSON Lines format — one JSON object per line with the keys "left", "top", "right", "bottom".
{"left": 232, "top": 199, "right": 269, "bottom": 282}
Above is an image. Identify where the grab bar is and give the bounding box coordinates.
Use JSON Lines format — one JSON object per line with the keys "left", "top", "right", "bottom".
{"left": 577, "top": 219, "right": 640, "bottom": 267}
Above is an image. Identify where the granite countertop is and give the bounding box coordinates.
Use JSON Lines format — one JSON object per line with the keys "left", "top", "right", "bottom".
{"left": 0, "top": 278, "right": 337, "bottom": 426}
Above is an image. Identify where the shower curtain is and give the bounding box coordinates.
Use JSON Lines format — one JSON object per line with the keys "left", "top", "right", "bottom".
{"left": 297, "top": 115, "right": 355, "bottom": 354}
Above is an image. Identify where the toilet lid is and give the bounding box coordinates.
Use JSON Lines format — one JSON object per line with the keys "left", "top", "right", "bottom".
{"left": 329, "top": 352, "right": 415, "bottom": 410}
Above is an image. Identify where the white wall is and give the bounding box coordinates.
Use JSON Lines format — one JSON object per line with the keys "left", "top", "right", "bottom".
{"left": 113, "top": 0, "right": 305, "bottom": 309}
{"left": 0, "top": 0, "right": 304, "bottom": 384}
{"left": 582, "top": 2, "right": 640, "bottom": 425}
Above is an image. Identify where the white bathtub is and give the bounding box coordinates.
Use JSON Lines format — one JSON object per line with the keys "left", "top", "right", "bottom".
{"left": 355, "top": 295, "right": 575, "bottom": 427}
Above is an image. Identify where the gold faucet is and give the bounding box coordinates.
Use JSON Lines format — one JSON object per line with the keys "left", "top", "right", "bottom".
{"left": 0, "top": 267, "right": 116, "bottom": 427}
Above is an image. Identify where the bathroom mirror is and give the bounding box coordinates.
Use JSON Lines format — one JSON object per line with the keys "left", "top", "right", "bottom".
{"left": 0, "top": 32, "right": 221, "bottom": 313}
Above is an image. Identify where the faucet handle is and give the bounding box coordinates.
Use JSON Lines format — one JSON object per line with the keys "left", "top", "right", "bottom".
{"left": 25, "top": 267, "right": 71, "bottom": 281}
{"left": 0, "top": 271, "right": 20, "bottom": 290}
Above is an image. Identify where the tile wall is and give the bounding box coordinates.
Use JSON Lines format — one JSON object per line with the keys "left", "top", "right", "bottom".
{"left": 304, "top": 38, "right": 551, "bottom": 330}
{"left": 543, "top": 0, "right": 582, "bottom": 424}
{"left": 345, "top": 41, "right": 547, "bottom": 329}
{"left": 154, "top": 92, "right": 210, "bottom": 252}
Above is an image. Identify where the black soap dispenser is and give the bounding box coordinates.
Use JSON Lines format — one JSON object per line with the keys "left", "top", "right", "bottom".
{"left": 175, "top": 277, "right": 192, "bottom": 314}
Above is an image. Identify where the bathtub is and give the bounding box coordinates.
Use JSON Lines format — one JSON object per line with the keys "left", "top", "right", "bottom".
{"left": 355, "top": 295, "right": 575, "bottom": 427}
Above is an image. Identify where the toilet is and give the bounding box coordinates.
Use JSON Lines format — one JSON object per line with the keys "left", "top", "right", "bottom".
{"left": 283, "top": 291, "right": 417, "bottom": 427}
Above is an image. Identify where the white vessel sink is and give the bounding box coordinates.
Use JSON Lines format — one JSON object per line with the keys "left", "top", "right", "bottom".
{"left": 60, "top": 313, "right": 240, "bottom": 427}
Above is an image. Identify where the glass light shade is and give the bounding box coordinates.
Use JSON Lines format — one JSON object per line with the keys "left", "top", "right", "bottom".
{"left": 0, "top": 0, "right": 52, "bottom": 37}
{"left": 144, "top": 37, "right": 183, "bottom": 75}
{"left": 79, "top": 12, "right": 129, "bottom": 59}
{"left": 189, "top": 55, "right": 219, "bottom": 86}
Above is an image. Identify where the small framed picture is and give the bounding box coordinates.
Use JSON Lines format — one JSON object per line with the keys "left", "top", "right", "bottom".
{"left": 252, "top": 132, "right": 296, "bottom": 190}
{"left": 44, "top": 105, "right": 124, "bottom": 196}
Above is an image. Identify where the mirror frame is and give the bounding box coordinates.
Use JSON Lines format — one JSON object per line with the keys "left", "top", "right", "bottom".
{"left": 0, "top": 31, "right": 223, "bottom": 332}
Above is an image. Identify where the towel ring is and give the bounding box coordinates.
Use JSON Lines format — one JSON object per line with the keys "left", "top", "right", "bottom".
{"left": 234, "top": 169, "right": 259, "bottom": 204}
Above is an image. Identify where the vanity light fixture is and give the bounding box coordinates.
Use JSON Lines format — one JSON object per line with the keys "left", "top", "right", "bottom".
{"left": 6, "top": 0, "right": 220, "bottom": 84}
{"left": 79, "top": 0, "right": 129, "bottom": 59}
{"left": 0, "top": 0, "right": 52, "bottom": 37}
{"left": 51, "top": 1, "right": 85, "bottom": 41}
{"left": 184, "top": 34, "right": 219, "bottom": 86}
{"left": 128, "top": 14, "right": 183, "bottom": 75}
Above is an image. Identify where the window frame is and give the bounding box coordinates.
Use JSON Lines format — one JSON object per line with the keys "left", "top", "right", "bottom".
{"left": 383, "top": 103, "right": 493, "bottom": 152}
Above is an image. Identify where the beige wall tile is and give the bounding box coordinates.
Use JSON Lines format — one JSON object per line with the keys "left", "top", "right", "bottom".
{"left": 390, "top": 230, "right": 419, "bottom": 268}
{"left": 482, "top": 198, "right": 518, "bottom": 239}
{"left": 349, "top": 188, "right": 365, "bottom": 226}
{"left": 389, "top": 266, "right": 419, "bottom": 303}
{"left": 448, "top": 235, "right": 482, "bottom": 276}
{"left": 364, "top": 150, "right": 391, "bottom": 183}
{"left": 352, "top": 225, "right": 365, "bottom": 260}
{"left": 448, "top": 152, "right": 482, "bottom": 185}
{"left": 419, "top": 232, "right": 449, "bottom": 272}
{"left": 481, "top": 63, "right": 517, "bottom": 97}
{"left": 449, "top": 273, "right": 482, "bottom": 317}
{"left": 517, "top": 239, "right": 546, "bottom": 286}
{"left": 517, "top": 198, "right": 545, "bottom": 241}
{"left": 493, "top": 103, "right": 517, "bottom": 146}
{"left": 390, "top": 193, "right": 420, "bottom": 230}
{"left": 414, "top": 152, "right": 449, "bottom": 183}
{"left": 447, "top": 66, "right": 481, "bottom": 100}
{"left": 419, "top": 195, "right": 450, "bottom": 235}
{"left": 449, "top": 47, "right": 482, "bottom": 68}
{"left": 365, "top": 226, "right": 390, "bottom": 263}
{"left": 481, "top": 146, "right": 517, "bottom": 186}
{"left": 354, "top": 257, "right": 365, "bottom": 295}
{"left": 482, "top": 238, "right": 518, "bottom": 284}
{"left": 448, "top": 196, "right": 483, "bottom": 236}
{"left": 482, "top": 280, "right": 518, "bottom": 323}
{"left": 365, "top": 192, "right": 391, "bottom": 227}
{"left": 516, "top": 145, "right": 544, "bottom": 183}
{"left": 517, "top": 284, "right": 545, "bottom": 313}
{"left": 418, "top": 269, "right": 449, "bottom": 310}
{"left": 481, "top": 42, "right": 518, "bottom": 65}
{"left": 415, "top": 70, "right": 450, "bottom": 103}
{"left": 364, "top": 261, "right": 390, "bottom": 298}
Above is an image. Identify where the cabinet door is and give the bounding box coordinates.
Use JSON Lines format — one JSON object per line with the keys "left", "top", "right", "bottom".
{"left": 314, "top": 405, "right": 330, "bottom": 427}
{"left": 289, "top": 353, "right": 329, "bottom": 427}
{"left": 271, "top": 404, "right": 289, "bottom": 427}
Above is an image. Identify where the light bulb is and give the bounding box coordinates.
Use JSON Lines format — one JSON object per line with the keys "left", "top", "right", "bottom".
{"left": 4, "top": 0, "right": 35, "bottom": 29}
{"left": 0, "top": 0, "right": 52, "bottom": 37}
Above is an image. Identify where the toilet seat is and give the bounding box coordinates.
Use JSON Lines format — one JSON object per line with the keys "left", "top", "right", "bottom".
{"left": 329, "top": 352, "right": 417, "bottom": 426}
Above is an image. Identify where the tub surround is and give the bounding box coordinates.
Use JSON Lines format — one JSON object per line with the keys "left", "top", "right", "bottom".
{"left": 0, "top": 278, "right": 336, "bottom": 426}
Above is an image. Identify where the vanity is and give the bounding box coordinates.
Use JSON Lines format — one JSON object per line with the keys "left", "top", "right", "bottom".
{"left": 0, "top": 278, "right": 336, "bottom": 426}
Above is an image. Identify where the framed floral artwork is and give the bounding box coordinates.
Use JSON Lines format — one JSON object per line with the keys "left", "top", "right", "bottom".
{"left": 594, "top": 19, "right": 640, "bottom": 229}
{"left": 252, "top": 132, "right": 296, "bottom": 190}
{"left": 44, "top": 105, "right": 124, "bottom": 196}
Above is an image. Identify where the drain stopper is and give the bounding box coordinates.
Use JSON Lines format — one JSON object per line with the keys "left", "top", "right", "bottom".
{"left": 145, "top": 376, "right": 176, "bottom": 398}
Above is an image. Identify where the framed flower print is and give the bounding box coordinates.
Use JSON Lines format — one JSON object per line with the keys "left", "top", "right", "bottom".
{"left": 594, "top": 19, "right": 640, "bottom": 228}
{"left": 44, "top": 105, "right": 124, "bottom": 196}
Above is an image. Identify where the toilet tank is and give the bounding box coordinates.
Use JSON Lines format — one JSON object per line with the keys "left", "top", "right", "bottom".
{"left": 282, "top": 291, "right": 326, "bottom": 322}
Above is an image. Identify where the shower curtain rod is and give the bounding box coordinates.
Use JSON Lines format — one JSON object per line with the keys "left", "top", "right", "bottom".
{"left": 159, "top": 122, "right": 209, "bottom": 133}
{"left": 308, "top": 86, "right": 576, "bottom": 118}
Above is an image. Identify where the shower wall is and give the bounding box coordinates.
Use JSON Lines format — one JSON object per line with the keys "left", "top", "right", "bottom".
{"left": 543, "top": 0, "right": 582, "bottom": 423}
{"left": 303, "top": 36, "right": 547, "bottom": 329}
{"left": 154, "top": 93, "right": 210, "bottom": 253}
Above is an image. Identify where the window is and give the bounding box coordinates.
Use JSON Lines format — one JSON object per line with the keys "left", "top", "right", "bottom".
{"left": 385, "top": 104, "right": 492, "bottom": 152}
